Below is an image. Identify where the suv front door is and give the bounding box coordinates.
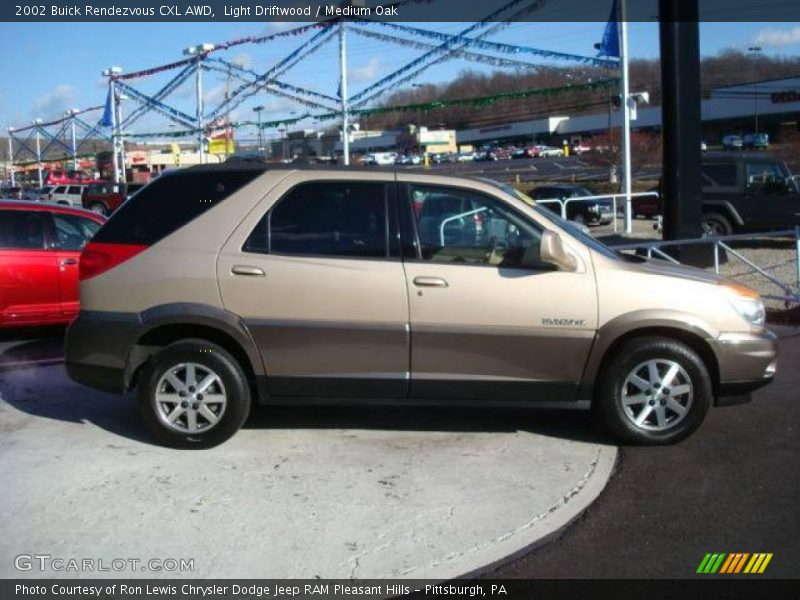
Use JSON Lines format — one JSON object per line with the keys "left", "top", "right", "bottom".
{"left": 218, "top": 175, "right": 410, "bottom": 399}
{"left": 743, "top": 160, "right": 800, "bottom": 228}
{"left": 399, "top": 181, "right": 597, "bottom": 403}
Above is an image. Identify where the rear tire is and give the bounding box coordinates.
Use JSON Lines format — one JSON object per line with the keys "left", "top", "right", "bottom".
{"left": 137, "top": 340, "right": 251, "bottom": 449}
{"left": 596, "top": 337, "right": 712, "bottom": 445}
{"left": 701, "top": 212, "right": 733, "bottom": 237}
{"left": 89, "top": 202, "right": 108, "bottom": 216}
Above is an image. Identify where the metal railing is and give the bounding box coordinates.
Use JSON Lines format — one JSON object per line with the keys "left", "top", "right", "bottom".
{"left": 611, "top": 226, "right": 800, "bottom": 305}
{"left": 535, "top": 191, "right": 660, "bottom": 233}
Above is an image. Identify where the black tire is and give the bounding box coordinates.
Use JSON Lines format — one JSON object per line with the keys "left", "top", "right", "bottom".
{"left": 89, "top": 202, "right": 108, "bottom": 216}
{"left": 701, "top": 212, "right": 733, "bottom": 237}
{"left": 137, "top": 339, "right": 251, "bottom": 449}
{"left": 596, "top": 336, "right": 712, "bottom": 445}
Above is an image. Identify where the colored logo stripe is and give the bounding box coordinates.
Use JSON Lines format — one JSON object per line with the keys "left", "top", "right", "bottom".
{"left": 698, "top": 553, "right": 773, "bottom": 574}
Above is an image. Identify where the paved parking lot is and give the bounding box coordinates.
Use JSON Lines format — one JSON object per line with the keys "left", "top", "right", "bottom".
{"left": 0, "top": 331, "right": 615, "bottom": 580}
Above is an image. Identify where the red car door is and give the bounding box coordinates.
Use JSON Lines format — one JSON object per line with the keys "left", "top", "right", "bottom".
{"left": 50, "top": 212, "right": 104, "bottom": 319}
{"left": 0, "top": 209, "right": 60, "bottom": 327}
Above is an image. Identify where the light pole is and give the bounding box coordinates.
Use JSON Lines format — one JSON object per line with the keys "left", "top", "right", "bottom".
{"left": 747, "top": 46, "right": 762, "bottom": 133}
{"left": 102, "top": 66, "right": 122, "bottom": 182}
{"left": 339, "top": 21, "right": 350, "bottom": 165}
{"left": 32, "top": 119, "right": 43, "bottom": 188}
{"left": 7, "top": 127, "right": 15, "bottom": 187}
{"left": 184, "top": 43, "right": 215, "bottom": 165}
{"left": 253, "top": 105, "right": 264, "bottom": 159}
{"left": 65, "top": 109, "right": 81, "bottom": 172}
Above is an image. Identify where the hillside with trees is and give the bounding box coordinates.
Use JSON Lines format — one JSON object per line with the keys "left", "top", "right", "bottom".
{"left": 360, "top": 50, "right": 800, "bottom": 131}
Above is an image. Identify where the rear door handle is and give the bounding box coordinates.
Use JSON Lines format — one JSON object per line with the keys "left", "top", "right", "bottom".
{"left": 231, "top": 265, "right": 265, "bottom": 277}
{"left": 60, "top": 258, "right": 78, "bottom": 266}
{"left": 413, "top": 276, "right": 449, "bottom": 288}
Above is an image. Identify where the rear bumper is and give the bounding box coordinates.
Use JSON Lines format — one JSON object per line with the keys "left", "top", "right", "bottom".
{"left": 712, "top": 330, "right": 778, "bottom": 404}
{"left": 65, "top": 310, "right": 142, "bottom": 394}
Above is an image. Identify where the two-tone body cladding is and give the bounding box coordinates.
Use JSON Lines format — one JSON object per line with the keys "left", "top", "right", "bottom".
{"left": 65, "top": 165, "right": 778, "bottom": 448}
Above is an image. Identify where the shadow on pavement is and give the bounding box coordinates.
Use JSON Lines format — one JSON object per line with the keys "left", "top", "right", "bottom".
{"left": 0, "top": 325, "right": 66, "bottom": 371}
{"left": 0, "top": 364, "right": 613, "bottom": 447}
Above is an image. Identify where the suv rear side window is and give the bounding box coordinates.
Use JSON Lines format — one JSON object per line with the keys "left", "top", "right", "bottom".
{"left": 244, "top": 181, "right": 388, "bottom": 259}
{"left": 701, "top": 163, "right": 737, "bottom": 187}
{"left": 93, "top": 170, "right": 261, "bottom": 245}
{"left": 0, "top": 210, "right": 46, "bottom": 249}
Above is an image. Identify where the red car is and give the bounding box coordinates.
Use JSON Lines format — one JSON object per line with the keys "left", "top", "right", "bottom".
{"left": 0, "top": 201, "right": 105, "bottom": 328}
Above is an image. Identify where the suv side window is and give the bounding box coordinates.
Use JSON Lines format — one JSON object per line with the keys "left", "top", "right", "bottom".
{"left": 245, "top": 181, "right": 388, "bottom": 259}
{"left": 701, "top": 163, "right": 738, "bottom": 188}
{"left": 67, "top": 186, "right": 82, "bottom": 195}
{"left": 0, "top": 210, "right": 46, "bottom": 249}
{"left": 745, "top": 162, "right": 785, "bottom": 194}
{"left": 408, "top": 184, "right": 543, "bottom": 268}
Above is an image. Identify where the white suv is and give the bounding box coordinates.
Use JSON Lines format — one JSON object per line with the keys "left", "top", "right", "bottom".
{"left": 49, "top": 185, "right": 87, "bottom": 207}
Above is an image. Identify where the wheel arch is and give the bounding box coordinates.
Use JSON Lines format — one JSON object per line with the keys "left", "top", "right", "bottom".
{"left": 124, "top": 303, "right": 266, "bottom": 401}
{"left": 701, "top": 201, "right": 743, "bottom": 227}
{"left": 580, "top": 314, "right": 721, "bottom": 401}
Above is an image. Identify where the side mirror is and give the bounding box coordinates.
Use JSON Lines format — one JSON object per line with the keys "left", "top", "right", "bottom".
{"left": 539, "top": 230, "right": 577, "bottom": 272}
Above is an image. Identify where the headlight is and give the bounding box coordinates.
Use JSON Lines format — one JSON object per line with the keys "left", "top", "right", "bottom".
{"left": 720, "top": 282, "right": 765, "bottom": 329}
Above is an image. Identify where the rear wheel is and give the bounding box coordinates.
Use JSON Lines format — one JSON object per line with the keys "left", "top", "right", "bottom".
{"left": 596, "top": 337, "right": 712, "bottom": 445}
{"left": 701, "top": 212, "right": 732, "bottom": 237}
{"left": 137, "top": 340, "right": 251, "bottom": 449}
{"left": 89, "top": 202, "right": 108, "bottom": 216}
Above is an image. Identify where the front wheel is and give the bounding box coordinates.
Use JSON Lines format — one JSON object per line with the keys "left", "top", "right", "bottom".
{"left": 596, "top": 337, "right": 712, "bottom": 445}
{"left": 89, "top": 202, "right": 108, "bottom": 216}
{"left": 701, "top": 212, "right": 732, "bottom": 237}
{"left": 137, "top": 340, "right": 251, "bottom": 449}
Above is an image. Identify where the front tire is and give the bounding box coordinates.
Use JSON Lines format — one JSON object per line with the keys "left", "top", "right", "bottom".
{"left": 596, "top": 337, "right": 712, "bottom": 445}
{"left": 137, "top": 340, "right": 251, "bottom": 449}
{"left": 89, "top": 202, "right": 108, "bottom": 216}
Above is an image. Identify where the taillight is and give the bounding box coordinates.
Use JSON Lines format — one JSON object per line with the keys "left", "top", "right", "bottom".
{"left": 79, "top": 242, "right": 147, "bottom": 281}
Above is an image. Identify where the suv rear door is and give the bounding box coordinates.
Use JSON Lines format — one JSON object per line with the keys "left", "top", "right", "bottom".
{"left": 398, "top": 180, "right": 597, "bottom": 402}
{"left": 217, "top": 173, "right": 410, "bottom": 399}
{"left": 50, "top": 211, "right": 103, "bottom": 318}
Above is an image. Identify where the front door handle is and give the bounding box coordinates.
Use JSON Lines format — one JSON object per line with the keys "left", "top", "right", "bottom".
{"left": 413, "top": 276, "right": 449, "bottom": 288}
{"left": 60, "top": 258, "right": 78, "bottom": 266}
{"left": 231, "top": 265, "right": 265, "bottom": 277}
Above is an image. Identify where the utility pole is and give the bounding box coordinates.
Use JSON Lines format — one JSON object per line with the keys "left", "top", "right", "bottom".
{"left": 66, "top": 109, "right": 80, "bottom": 172}
{"left": 185, "top": 43, "right": 215, "bottom": 165}
{"left": 102, "top": 67, "right": 122, "bottom": 183}
{"left": 619, "top": 0, "right": 633, "bottom": 234}
{"left": 339, "top": 21, "right": 350, "bottom": 165}
{"left": 748, "top": 46, "right": 762, "bottom": 133}
{"left": 7, "top": 127, "right": 15, "bottom": 187}
{"left": 32, "top": 119, "right": 43, "bottom": 188}
{"left": 253, "top": 105, "right": 264, "bottom": 159}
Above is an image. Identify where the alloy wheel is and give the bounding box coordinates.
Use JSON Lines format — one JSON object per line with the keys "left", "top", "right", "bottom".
{"left": 621, "top": 359, "right": 693, "bottom": 432}
{"left": 154, "top": 362, "right": 227, "bottom": 434}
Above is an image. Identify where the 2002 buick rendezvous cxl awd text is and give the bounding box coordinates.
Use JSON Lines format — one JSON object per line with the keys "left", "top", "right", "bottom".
{"left": 65, "top": 165, "right": 778, "bottom": 448}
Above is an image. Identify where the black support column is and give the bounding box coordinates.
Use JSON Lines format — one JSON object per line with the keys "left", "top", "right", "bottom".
{"left": 659, "top": 0, "right": 703, "bottom": 241}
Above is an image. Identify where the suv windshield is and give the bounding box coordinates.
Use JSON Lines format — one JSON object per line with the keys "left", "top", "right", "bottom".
{"left": 478, "top": 178, "right": 619, "bottom": 260}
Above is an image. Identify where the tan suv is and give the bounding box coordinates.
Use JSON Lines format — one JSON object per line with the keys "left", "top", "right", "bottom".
{"left": 65, "top": 165, "right": 778, "bottom": 448}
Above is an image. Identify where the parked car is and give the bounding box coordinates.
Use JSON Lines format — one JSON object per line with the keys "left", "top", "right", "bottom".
{"left": 49, "top": 184, "right": 87, "bottom": 208}
{"left": 456, "top": 152, "right": 475, "bottom": 162}
{"left": 82, "top": 181, "right": 146, "bottom": 216}
{"left": 531, "top": 184, "right": 614, "bottom": 225}
{"left": 697, "top": 153, "right": 800, "bottom": 235}
{"left": 742, "top": 133, "right": 769, "bottom": 150}
{"left": 538, "top": 146, "right": 565, "bottom": 158}
{"left": 0, "top": 201, "right": 105, "bottom": 328}
{"left": 572, "top": 143, "right": 592, "bottom": 155}
{"left": 64, "top": 166, "right": 775, "bottom": 448}
{"left": 631, "top": 191, "right": 661, "bottom": 219}
{"left": 395, "top": 154, "right": 422, "bottom": 166}
{"left": 29, "top": 185, "right": 57, "bottom": 201}
{"left": 1, "top": 186, "right": 24, "bottom": 200}
{"left": 722, "top": 135, "right": 743, "bottom": 150}
{"left": 364, "top": 152, "right": 397, "bottom": 166}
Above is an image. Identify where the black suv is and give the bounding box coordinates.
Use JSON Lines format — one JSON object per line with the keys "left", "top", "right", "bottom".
{"left": 699, "top": 154, "right": 800, "bottom": 235}
{"left": 531, "top": 185, "right": 614, "bottom": 226}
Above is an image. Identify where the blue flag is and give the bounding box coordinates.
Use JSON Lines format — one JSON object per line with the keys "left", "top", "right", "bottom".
{"left": 101, "top": 89, "right": 113, "bottom": 127}
{"left": 597, "top": 0, "right": 620, "bottom": 58}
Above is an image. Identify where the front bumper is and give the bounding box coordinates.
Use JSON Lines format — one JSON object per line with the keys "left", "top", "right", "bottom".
{"left": 711, "top": 329, "right": 778, "bottom": 405}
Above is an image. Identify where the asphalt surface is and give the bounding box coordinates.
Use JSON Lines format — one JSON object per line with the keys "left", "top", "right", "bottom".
{"left": 398, "top": 155, "right": 662, "bottom": 184}
{"left": 1, "top": 326, "right": 797, "bottom": 580}
{"left": 483, "top": 327, "right": 800, "bottom": 579}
